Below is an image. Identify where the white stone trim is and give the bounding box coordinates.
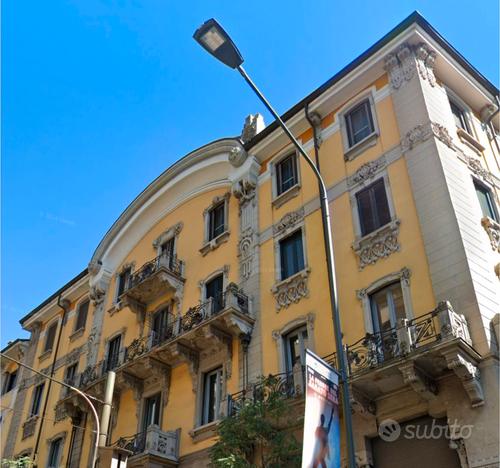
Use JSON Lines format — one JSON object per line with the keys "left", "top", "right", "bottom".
{"left": 336, "top": 87, "right": 380, "bottom": 161}
{"left": 269, "top": 147, "right": 302, "bottom": 208}
{"left": 198, "top": 266, "right": 230, "bottom": 301}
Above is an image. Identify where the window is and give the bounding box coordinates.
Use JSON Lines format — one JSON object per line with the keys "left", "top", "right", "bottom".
{"left": 345, "top": 99, "right": 375, "bottom": 147}
{"left": 30, "top": 383, "right": 45, "bottom": 417}
{"left": 64, "top": 363, "right": 78, "bottom": 386}
{"left": 105, "top": 335, "right": 122, "bottom": 371}
{"left": 370, "top": 283, "right": 405, "bottom": 334}
{"left": 142, "top": 393, "right": 161, "bottom": 430}
{"left": 47, "top": 437, "right": 62, "bottom": 468}
{"left": 74, "top": 299, "right": 89, "bottom": 332}
{"left": 474, "top": 181, "right": 498, "bottom": 221}
{"left": 276, "top": 153, "right": 298, "bottom": 196}
{"left": 285, "top": 327, "right": 309, "bottom": 374}
{"left": 208, "top": 202, "right": 225, "bottom": 241}
{"left": 2, "top": 371, "right": 17, "bottom": 395}
{"left": 202, "top": 367, "right": 223, "bottom": 425}
{"left": 356, "top": 179, "right": 391, "bottom": 236}
{"left": 205, "top": 274, "right": 224, "bottom": 313}
{"left": 117, "top": 268, "right": 131, "bottom": 298}
{"left": 152, "top": 307, "right": 171, "bottom": 346}
{"left": 43, "top": 322, "right": 58, "bottom": 353}
{"left": 279, "top": 230, "right": 305, "bottom": 280}
{"left": 450, "top": 99, "right": 471, "bottom": 133}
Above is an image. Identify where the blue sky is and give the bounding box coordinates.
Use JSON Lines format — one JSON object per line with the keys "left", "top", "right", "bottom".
{"left": 2, "top": 0, "right": 499, "bottom": 347}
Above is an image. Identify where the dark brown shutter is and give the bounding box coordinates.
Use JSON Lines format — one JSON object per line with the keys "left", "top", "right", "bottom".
{"left": 76, "top": 300, "right": 89, "bottom": 331}
{"left": 373, "top": 179, "right": 391, "bottom": 227}
{"left": 44, "top": 323, "right": 57, "bottom": 352}
{"left": 357, "top": 188, "right": 375, "bottom": 236}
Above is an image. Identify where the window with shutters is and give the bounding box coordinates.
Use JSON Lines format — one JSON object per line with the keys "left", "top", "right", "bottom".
{"left": 74, "top": 299, "right": 89, "bottom": 332}
{"left": 356, "top": 178, "right": 391, "bottom": 236}
{"left": 279, "top": 230, "right": 305, "bottom": 280}
{"left": 43, "top": 322, "right": 58, "bottom": 353}
{"left": 474, "top": 180, "right": 498, "bottom": 221}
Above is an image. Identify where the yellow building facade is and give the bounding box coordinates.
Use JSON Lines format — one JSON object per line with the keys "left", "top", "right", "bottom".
{"left": 2, "top": 12, "right": 499, "bottom": 468}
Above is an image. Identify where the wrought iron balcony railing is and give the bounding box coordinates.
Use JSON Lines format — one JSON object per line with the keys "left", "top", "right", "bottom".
{"left": 77, "top": 349, "right": 127, "bottom": 389}
{"left": 125, "top": 252, "right": 184, "bottom": 292}
{"left": 228, "top": 301, "right": 472, "bottom": 414}
{"left": 113, "top": 425, "right": 180, "bottom": 461}
{"left": 122, "top": 284, "right": 250, "bottom": 365}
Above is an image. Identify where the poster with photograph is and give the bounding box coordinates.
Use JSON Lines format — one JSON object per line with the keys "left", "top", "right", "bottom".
{"left": 301, "top": 349, "right": 340, "bottom": 468}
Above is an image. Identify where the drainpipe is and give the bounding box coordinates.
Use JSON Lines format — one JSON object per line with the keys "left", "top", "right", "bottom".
{"left": 32, "top": 295, "right": 70, "bottom": 465}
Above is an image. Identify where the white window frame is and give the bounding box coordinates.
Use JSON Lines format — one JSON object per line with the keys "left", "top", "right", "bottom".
{"left": 270, "top": 148, "right": 301, "bottom": 208}
{"left": 200, "top": 193, "right": 231, "bottom": 255}
{"left": 201, "top": 366, "right": 224, "bottom": 426}
{"left": 73, "top": 296, "right": 90, "bottom": 333}
{"left": 46, "top": 432, "right": 66, "bottom": 468}
{"left": 114, "top": 262, "right": 135, "bottom": 303}
{"left": 338, "top": 89, "right": 380, "bottom": 160}
{"left": 152, "top": 222, "right": 183, "bottom": 257}
{"left": 446, "top": 87, "right": 475, "bottom": 137}
{"left": 356, "top": 268, "right": 413, "bottom": 334}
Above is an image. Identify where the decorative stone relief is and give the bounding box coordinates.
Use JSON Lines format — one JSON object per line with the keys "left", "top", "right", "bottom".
{"left": 152, "top": 222, "right": 183, "bottom": 250}
{"left": 238, "top": 228, "right": 255, "bottom": 279}
{"left": 89, "top": 285, "right": 105, "bottom": 307}
{"left": 349, "top": 386, "right": 376, "bottom": 416}
{"left": 385, "top": 42, "right": 436, "bottom": 90}
{"left": 465, "top": 155, "right": 496, "bottom": 186}
{"left": 430, "top": 122, "right": 453, "bottom": 148}
{"left": 347, "top": 157, "right": 387, "bottom": 187}
{"left": 442, "top": 349, "right": 484, "bottom": 407}
{"left": 352, "top": 220, "right": 401, "bottom": 269}
{"left": 481, "top": 217, "right": 500, "bottom": 253}
{"left": 271, "top": 268, "right": 310, "bottom": 311}
{"left": 414, "top": 42, "right": 437, "bottom": 86}
{"left": 229, "top": 146, "right": 248, "bottom": 168}
{"left": 273, "top": 208, "right": 305, "bottom": 236}
{"left": 240, "top": 114, "right": 265, "bottom": 143}
{"left": 232, "top": 178, "right": 257, "bottom": 208}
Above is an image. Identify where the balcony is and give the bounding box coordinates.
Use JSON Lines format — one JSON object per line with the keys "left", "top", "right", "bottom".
{"left": 120, "top": 252, "right": 185, "bottom": 309}
{"left": 228, "top": 301, "right": 483, "bottom": 414}
{"left": 118, "top": 284, "right": 253, "bottom": 381}
{"left": 113, "top": 425, "right": 180, "bottom": 467}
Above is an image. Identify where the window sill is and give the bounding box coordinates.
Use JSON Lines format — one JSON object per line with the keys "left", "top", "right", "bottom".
{"left": 352, "top": 219, "right": 401, "bottom": 269}
{"left": 189, "top": 421, "right": 219, "bottom": 443}
{"left": 344, "top": 132, "right": 378, "bottom": 161}
{"left": 38, "top": 349, "right": 53, "bottom": 362}
{"left": 456, "top": 128, "right": 485, "bottom": 154}
{"left": 199, "top": 230, "right": 230, "bottom": 257}
{"left": 69, "top": 327, "right": 85, "bottom": 342}
{"left": 272, "top": 184, "right": 301, "bottom": 209}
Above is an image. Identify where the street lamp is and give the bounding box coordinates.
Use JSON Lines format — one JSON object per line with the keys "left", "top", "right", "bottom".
{"left": 194, "top": 18, "right": 356, "bottom": 467}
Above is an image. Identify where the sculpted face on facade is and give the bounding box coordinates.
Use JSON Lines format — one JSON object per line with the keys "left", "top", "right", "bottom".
{"left": 2, "top": 13, "right": 499, "bottom": 468}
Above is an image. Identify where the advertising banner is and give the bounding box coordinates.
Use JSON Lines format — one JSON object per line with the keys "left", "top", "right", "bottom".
{"left": 301, "top": 349, "right": 340, "bottom": 468}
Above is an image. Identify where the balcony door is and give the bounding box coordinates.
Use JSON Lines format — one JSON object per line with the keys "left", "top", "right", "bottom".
{"left": 285, "top": 327, "right": 308, "bottom": 374}
{"left": 152, "top": 307, "right": 171, "bottom": 346}
{"left": 160, "top": 237, "right": 175, "bottom": 268}
{"left": 369, "top": 282, "right": 405, "bottom": 361}
{"left": 142, "top": 393, "right": 161, "bottom": 431}
{"left": 205, "top": 274, "right": 224, "bottom": 314}
{"left": 105, "top": 335, "right": 121, "bottom": 371}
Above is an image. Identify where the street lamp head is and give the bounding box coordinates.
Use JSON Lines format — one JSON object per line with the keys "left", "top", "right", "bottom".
{"left": 193, "top": 18, "right": 244, "bottom": 69}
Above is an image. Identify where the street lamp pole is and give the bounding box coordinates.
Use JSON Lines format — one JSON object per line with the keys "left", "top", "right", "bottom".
{"left": 193, "top": 19, "right": 356, "bottom": 468}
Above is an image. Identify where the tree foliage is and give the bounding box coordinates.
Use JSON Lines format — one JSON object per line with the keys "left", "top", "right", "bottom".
{"left": 210, "top": 375, "right": 302, "bottom": 468}
{"left": 1, "top": 457, "right": 33, "bottom": 468}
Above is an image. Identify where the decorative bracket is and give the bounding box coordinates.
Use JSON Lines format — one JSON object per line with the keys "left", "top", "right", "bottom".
{"left": 399, "top": 362, "right": 438, "bottom": 400}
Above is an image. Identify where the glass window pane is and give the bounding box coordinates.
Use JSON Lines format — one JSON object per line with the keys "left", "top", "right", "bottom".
{"left": 475, "top": 182, "right": 497, "bottom": 220}
{"left": 371, "top": 289, "right": 391, "bottom": 333}
{"left": 76, "top": 300, "right": 89, "bottom": 330}
{"left": 277, "top": 154, "right": 297, "bottom": 195}
{"left": 346, "top": 100, "right": 374, "bottom": 146}
{"left": 357, "top": 179, "right": 390, "bottom": 236}
{"left": 356, "top": 189, "right": 375, "bottom": 236}
{"left": 209, "top": 203, "right": 225, "bottom": 240}
{"left": 48, "top": 438, "right": 61, "bottom": 467}
{"left": 44, "top": 323, "right": 57, "bottom": 352}
{"left": 279, "top": 230, "right": 304, "bottom": 279}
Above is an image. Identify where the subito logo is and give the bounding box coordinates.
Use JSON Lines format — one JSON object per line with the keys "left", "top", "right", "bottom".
{"left": 378, "top": 419, "right": 401, "bottom": 442}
